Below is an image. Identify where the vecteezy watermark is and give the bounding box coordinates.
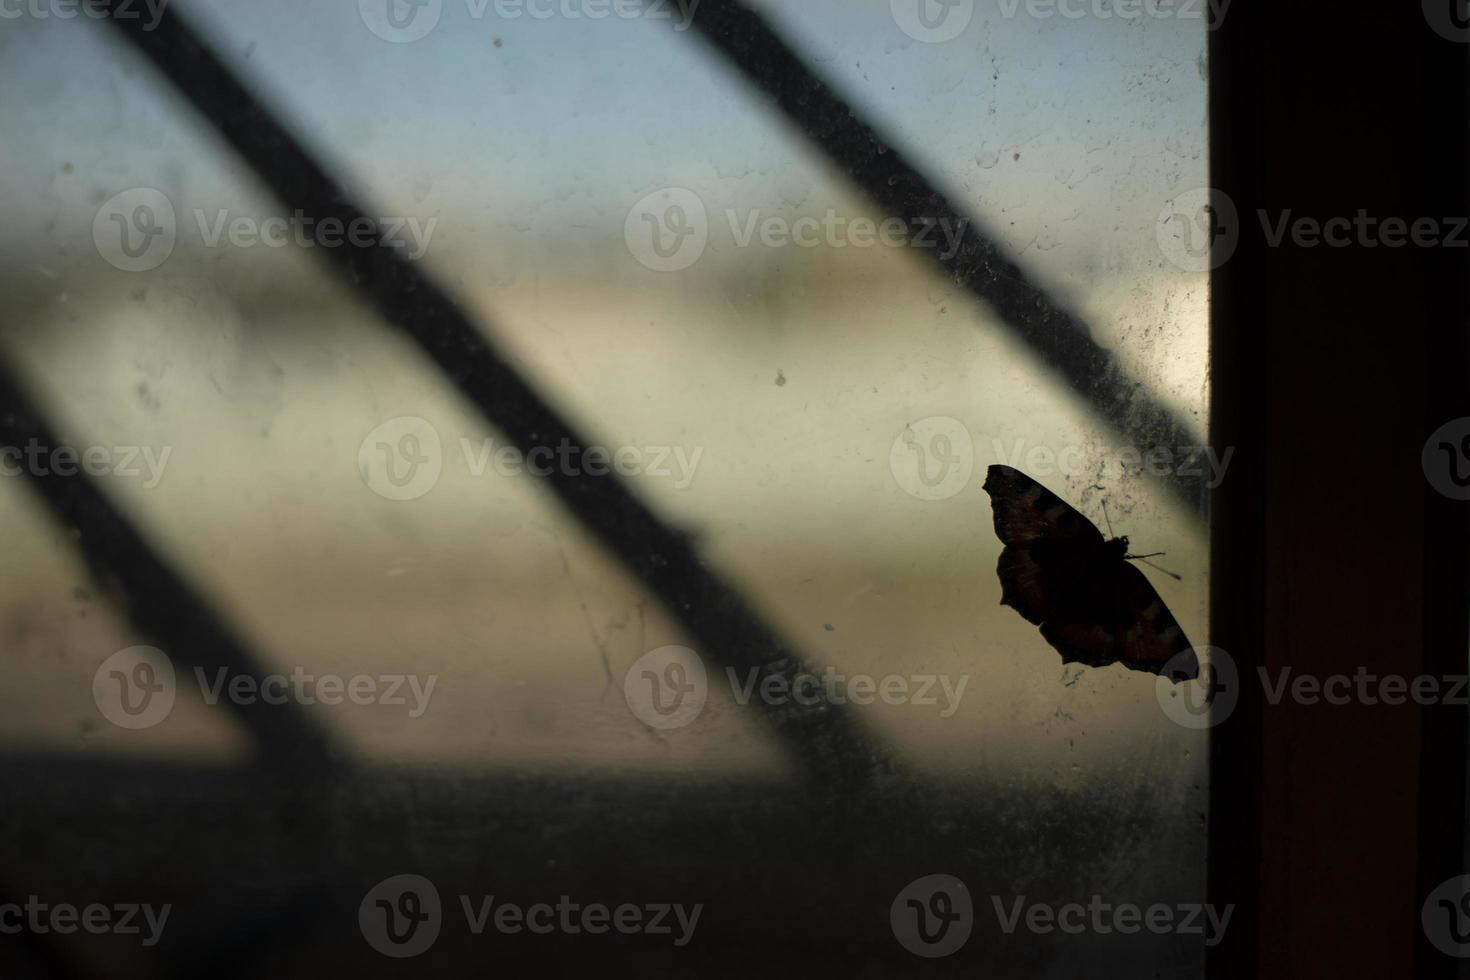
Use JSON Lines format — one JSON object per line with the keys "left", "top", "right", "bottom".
{"left": 889, "top": 0, "right": 974, "bottom": 43}
{"left": 991, "top": 895, "right": 1233, "bottom": 947}
{"left": 1156, "top": 187, "right": 1240, "bottom": 272}
{"left": 1154, "top": 647, "right": 1231, "bottom": 728}
{"left": 891, "top": 875, "right": 973, "bottom": 957}
{"left": 0, "top": 439, "right": 172, "bottom": 489}
{"left": 358, "top": 0, "right": 700, "bottom": 43}
{"left": 891, "top": 0, "right": 1225, "bottom": 42}
{"left": 727, "top": 666, "right": 969, "bottom": 718}
{"left": 1258, "top": 667, "right": 1470, "bottom": 707}
{"left": 1155, "top": 647, "right": 1470, "bottom": 730}
{"left": 1155, "top": 647, "right": 1237, "bottom": 730}
{"left": 357, "top": 416, "right": 704, "bottom": 501}
{"left": 623, "top": 187, "right": 968, "bottom": 273}
{"left": 622, "top": 646, "right": 708, "bottom": 730}
{"left": 92, "top": 646, "right": 438, "bottom": 730}
{"left": 993, "top": 0, "right": 1227, "bottom": 25}
{"left": 889, "top": 417, "right": 975, "bottom": 502}
{"left": 0, "top": 0, "right": 168, "bottom": 29}
{"left": 1423, "top": 416, "right": 1470, "bottom": 500}
{"left": 1256, "top": 210, "right": 1470, "bottom": 249}
{"left": 886, "top": 418, "right": 1232, "bottom": 502}
{"left": 359, "top": 874, "right": 702, "bottom": 958}
{"left": 991, "top": 436, "right": 1233, "bottom": 489}
{"left": 0, "top": 897, "right": 171, "bottom": 948}
{"left": 621, "top": 647, "right": 970, "bottom": 730}
{"left": 92, "top": 188, "right": 176, "bottom": 272}
{"left": 1424, "top": 0, "right": 1470, "bottom": 43}
{"left": 1158, "top": 188, "right": 1470, "bottom": 271}
{"left": 92, "top": 188, "right": 436, "bottom": 273}
{"left": 1423, "top": 875, "right": 1470, "bottom": 957}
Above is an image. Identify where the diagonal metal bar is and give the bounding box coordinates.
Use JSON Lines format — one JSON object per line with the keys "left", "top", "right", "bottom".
{"left": 675, "top": 0, "right": 1206, "bottom": 512}
{"left": 0, "top": 357, "right": 339, "bottom": 768}
{"left": 98, "top": 5, "right": 889, "bottom": 793}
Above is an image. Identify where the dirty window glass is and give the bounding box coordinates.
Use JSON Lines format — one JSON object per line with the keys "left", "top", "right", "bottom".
{"left": 0, "top": 1, "right": 1211, "bottom": 976}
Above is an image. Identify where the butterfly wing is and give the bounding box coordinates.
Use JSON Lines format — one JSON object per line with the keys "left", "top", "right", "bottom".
{"left": 982, "top": 464, "right": 1104, "bottom": 626}
{"left": 983, "top": 464, "right": 1105, "bottom": 549}
{"left": 982, "top": 464, "right": 1197, "bottom": 681}
{"left": 1040, "top": 562, "right": 1198, "bottom": 680}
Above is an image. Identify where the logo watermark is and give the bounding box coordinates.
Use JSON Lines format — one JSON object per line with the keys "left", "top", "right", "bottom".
{"left": 622, "top": 647, "right": 970, "bottom": 730}
{"left": 360, "top": 875, "right": 442, "bottom": 958}
{"left": 890, "top": 0, "right": 974, "bottom": 43}
{"left": 1155, "top": 647, "right": 1470, "bottom": 729}
{"left": 1259, "top": 667, "right": 1470, "bottom": 708}
{"left": 1158, "top": 188, "right": 1470, "bottom": 271}
{"left": 0, "top": 897, "right": 170, "bottom": 947}
{"left": 1156, "top": 187, "right": 1239, "bottom": 272}
{"left": 0, "top": 439, "right": 171, "bottom": 488}
{"left": 623, "top": 645, "right": 708, "bottom": 730}
{"left": 1425, "top": 0, "right": 1470, "bottom": 43}
{"left": 891, "top": 875, "right": 973, "bottom": 957}
{"left": 887, "top": 418, "right": 1232, "bottom": 501}
{"left": 891, "top": 0, "right": 1225, "bottom": 42}
{"left": 358, "top": 416, "right": 704, "bottom": 501}
{"left": 1423, "top": 875, "right": 1470, "bottom": 957}
{"left": 1424, "top": 417, "right": 1470, "bottom": 500}
{"left": 996, "top": 0, "right": 1227, "bottom": 25}
{"left": 992, "top": 895, "right": 1233, "bottom": 947}
{"left": 0, "top": 0, "right": 167, "bottom": 28}
{"left": 359, "top": 0, "right": 700, "bottom": 43}
{"left": 624, "top": 187, "right": 969, "bottom": 273}
{"left": 359, "top": 874, "right": 702, "bottom": 958}
{"left": 991, "top": 436, "right": 1233, "bottom": 489}
{"left": 1155, "top": 647, "right": 1236, "bottom": 730}
{"left": 1257, "top": 210, "right": 1470, "bottom": 250}
{"left": 93, "top": 646, "right": 438, "bottom": 730}
{"left": 93, "top": 188, "right": 176, "bottom": 273}
{"left": 93, "top": 189, "right": 436, "bottom": 272}
{"left": 889, "top": 417, "right": 975, "bottom": 502}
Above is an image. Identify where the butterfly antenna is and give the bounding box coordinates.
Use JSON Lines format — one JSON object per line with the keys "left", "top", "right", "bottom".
{"left": 1127, "top": 553, "right": 1183, "bottom": 581}
{"left": 1101, "top": 500, "right": 1116, "bottom": 538}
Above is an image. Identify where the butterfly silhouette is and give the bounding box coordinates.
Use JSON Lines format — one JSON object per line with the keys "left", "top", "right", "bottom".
{"left": 982, "top": 464, "right": 1198, "bottom": 682}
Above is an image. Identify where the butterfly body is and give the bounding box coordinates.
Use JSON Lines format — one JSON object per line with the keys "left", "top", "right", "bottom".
{"left": 982, "top": 464, "right": 1198, "bottom": 681}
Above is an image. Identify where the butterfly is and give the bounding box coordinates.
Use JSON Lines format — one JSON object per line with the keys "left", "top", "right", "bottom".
{"left": 981, "top": 464, "right": 1198, "bottom": 682}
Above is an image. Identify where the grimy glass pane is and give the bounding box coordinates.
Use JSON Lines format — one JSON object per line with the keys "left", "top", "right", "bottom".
{"left": 0, "top": 0, "right": 1211, "bottom": 975}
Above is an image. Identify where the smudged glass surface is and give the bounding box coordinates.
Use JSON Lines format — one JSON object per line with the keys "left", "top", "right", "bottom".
{"left": 0, "top": 1, "right": 1208, "bottom": 975}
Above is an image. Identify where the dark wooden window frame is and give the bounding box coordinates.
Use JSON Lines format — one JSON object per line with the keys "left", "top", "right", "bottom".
{"left": 1209, "top": 5, "right": 1470, "bottom": 977}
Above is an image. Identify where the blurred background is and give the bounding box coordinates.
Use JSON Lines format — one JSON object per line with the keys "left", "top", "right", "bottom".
{"left": 0, "top": 0, "right": 1210, "bottom": 975}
